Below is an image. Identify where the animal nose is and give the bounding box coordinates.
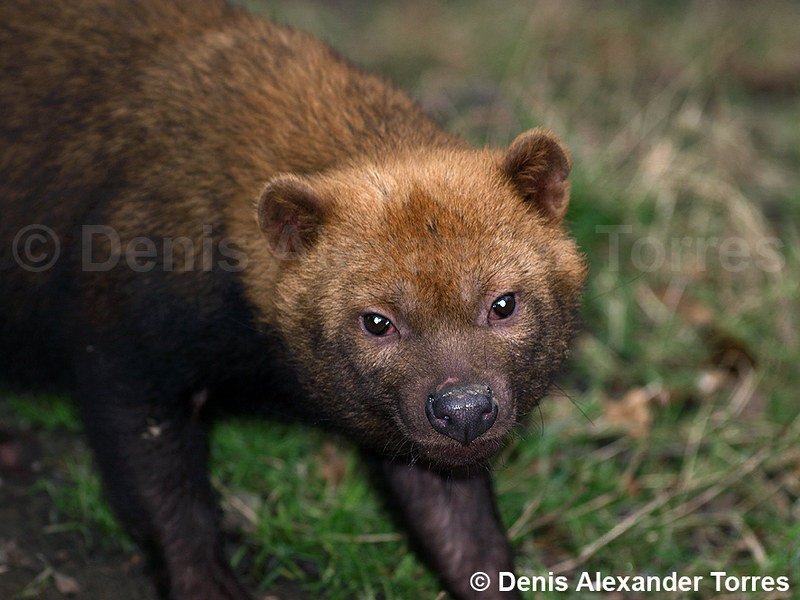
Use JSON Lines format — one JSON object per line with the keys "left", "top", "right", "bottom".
{"left": 425, "top": 384, "right": 498, "bottom": 445}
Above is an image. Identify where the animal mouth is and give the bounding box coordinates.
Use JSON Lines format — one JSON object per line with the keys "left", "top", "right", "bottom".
{"left": 415, "top": 434, "right": 507, "bottom": 467}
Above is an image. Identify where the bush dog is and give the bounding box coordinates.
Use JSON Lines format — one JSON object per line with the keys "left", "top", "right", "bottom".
{"left": 0, "top": 1, "right": 585, "bottom": 598}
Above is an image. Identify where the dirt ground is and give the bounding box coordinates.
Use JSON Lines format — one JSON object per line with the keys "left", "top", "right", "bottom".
{"left": 0, "top": 425, "right": 311, "bottom": 600}
{"left": 0, "top": 428, "right": 156, "bottom": 600}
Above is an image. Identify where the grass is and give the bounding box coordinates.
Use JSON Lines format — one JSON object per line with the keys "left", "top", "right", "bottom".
{"left": 3, "top": 0, "right": 800, "bottom": 598}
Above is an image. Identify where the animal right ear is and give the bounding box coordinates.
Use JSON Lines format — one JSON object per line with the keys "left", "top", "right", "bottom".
{"left": 257, "top": 175, "right": 326, "bottom": 258}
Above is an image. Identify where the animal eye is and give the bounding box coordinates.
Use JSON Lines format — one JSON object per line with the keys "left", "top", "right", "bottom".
{"left": 363, "top": 313, "right": 394, "bottom": 336}
{"left": 490, "top": 294, "right": 516, "bottom": 320}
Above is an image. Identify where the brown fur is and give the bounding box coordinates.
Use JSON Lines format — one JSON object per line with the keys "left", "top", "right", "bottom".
{"left": 0, "top": 1, "right": 585, "bottom": 599}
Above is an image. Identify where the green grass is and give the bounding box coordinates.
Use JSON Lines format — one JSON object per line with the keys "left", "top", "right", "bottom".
{"left": 3, "top": 1, "right": 799, "bottom": 599}
{"left": 211, "top": 420, "right": 438, "bottom": 599}
{"left": 7, "top": 395, "right": 82, "bottom": 434}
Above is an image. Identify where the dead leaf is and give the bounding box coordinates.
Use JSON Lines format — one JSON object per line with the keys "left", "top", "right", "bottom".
{"left": 318, "top": 442, "right": 346, "bottom": 488}
{"left": 0, "top": 539, "right": 34, "bottom": 568}
{"left": 604, "top": 387, "right": 653, "bottom": 439}
{"left": 53, "top": 570, "right": 81, "bottom": 596}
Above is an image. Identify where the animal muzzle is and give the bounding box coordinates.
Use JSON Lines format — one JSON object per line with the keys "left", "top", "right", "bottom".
{"left": 425, "top": 383, "right": 498, "bottom": 445}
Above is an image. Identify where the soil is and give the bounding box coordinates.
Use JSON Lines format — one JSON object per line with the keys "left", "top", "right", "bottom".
{"left": 0, "top": 424, "right": 309, "bottom": 600}
{"left": 0, "top": 428, "right": 156, "bottom": 600}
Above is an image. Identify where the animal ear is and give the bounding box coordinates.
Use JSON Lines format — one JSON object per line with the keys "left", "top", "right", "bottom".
{"left": 501, "top": 128, "right": 572, "bottom": 224}
{"left": 257, "top": 175, "right": 326, "bottom": 258}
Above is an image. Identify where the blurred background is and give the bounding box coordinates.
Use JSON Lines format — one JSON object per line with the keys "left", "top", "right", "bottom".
{"left": 2, "top": 1, "right": 798, "bottom": 598}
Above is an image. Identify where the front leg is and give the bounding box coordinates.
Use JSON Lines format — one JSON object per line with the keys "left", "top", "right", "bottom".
{"left": 379, "top": 458, "right": 521, "bottom": 600}
{"left": 75, "top": 356, "right": 251, "bottom": 600}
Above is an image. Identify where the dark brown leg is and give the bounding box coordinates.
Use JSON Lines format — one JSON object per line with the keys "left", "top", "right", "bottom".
{"left": 75, "top": 353, "right": 251, "bottom": 600}
{"left": 379, "top": 458, "right": 522, "bottom": 600}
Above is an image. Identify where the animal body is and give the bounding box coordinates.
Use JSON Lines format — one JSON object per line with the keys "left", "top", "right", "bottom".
{"left": 0, "top": 1, "right": 586, "bottom": 598}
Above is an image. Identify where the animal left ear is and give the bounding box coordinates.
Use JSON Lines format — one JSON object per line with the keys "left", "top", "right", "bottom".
{"left": 500, "top": 128, "right": 572, "bottom": 224}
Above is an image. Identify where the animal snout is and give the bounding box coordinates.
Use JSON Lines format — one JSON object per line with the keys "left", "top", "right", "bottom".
{"left": 425, "top": 383, "right": 498, "bottom": 445}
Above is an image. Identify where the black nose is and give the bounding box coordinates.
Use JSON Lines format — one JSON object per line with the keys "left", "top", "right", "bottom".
{"left": 426, "top": 384, "right": 498, "bottom": 445}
